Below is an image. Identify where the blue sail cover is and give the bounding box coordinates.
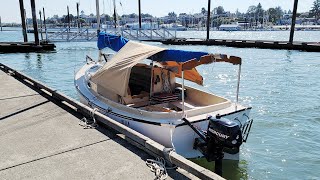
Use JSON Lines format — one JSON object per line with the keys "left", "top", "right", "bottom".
{"left": 97, "top": 32, "right": 208, "bottom": 62}
{"left": 150, "top": 50, "right": 208, "bottom": 63}
{"left": 97, "top": 32, "right": 129, "bottom": 51}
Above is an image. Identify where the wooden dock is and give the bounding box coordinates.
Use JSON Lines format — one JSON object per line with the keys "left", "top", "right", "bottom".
{"left": 161, "top": 38, "right": 320, "bottom": 52}
{"left": 0, "top": 63, "right": 223, "bottom": 180}
{"left": 0, "top": 41, "right": 55, "bottom": 53}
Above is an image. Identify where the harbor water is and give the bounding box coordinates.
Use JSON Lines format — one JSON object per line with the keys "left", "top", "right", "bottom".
{"left": 1, "top": 29, "right": 319, "bottom": 179}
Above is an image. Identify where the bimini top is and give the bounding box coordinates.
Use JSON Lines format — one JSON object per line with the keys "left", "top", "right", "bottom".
{"left": 93, "top": 33, "right": 241, "bottom": 97}
{"left": 92, "top": 40, "right": 166, "bottom": 96}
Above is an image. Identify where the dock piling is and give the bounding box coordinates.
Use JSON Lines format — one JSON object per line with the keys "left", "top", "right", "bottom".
{"left": 19, "top": 0, "right": 28, "bottom": 42}
{"left": 0, "top": 16, "right": 2, "bottom": 31}
{"left": 138, "top": 0, "right": 142, "bottom": 29}
{"left": 30, "top": 0, "right": 40, "bottom": 45}
{"left": 206, "top": 0, "right": 211, "bottom": 40}
{"left": 289, "top": 0, "right": 299, "bottom": 43}
{"left": 77, "top": 3, "right": 80, "bottom": 33}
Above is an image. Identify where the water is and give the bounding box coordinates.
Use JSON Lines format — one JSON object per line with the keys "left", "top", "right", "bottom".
{"left": 1, "top": 29, "right": 319, "bottom": 179}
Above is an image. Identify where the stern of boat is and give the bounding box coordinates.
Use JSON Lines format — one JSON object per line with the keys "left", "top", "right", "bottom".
{"left": 172, "top": 107, "right": 253, "bottom": 161}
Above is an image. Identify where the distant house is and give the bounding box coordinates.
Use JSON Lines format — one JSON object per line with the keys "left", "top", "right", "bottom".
{"left": 237, "top": 21, "right": 250, "bottom": 29}
{"left": 125, "top": 22, "right": 158, "bottom": 30}
{"left": 283, "top": 14, "right": 292, "bottom": 19}
{"left": 219, "top": 24, "right": 240, "bottom": 31}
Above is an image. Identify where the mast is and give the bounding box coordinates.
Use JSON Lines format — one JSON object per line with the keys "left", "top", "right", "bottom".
{"left": 19, "top": 0, "right": 28, "bottom": 42}
{"left": 67, "top": 6, "right": 71, "bottom": 32}
{"left": 67, "top": 6, "right": 70, "bottom": 40}
{"left": 30, "top": 0, "right": 40, "bottom": 45}
{"left": 96, "top": 0, "right": 101, "bottom": 34}
{"left": 43, "top": 7, "right": 48, "bottom": 41}
{"left": 96, "top": 0, "right": 102, "bottom": 62}
{"left": 206, "top": 0, "right": 211, "bottom": 40}
{"left": 39, "top": 10, "right": 43, "bottom": 41}
{"left": 113, "top": 0, "right": 117, "bottom": 28}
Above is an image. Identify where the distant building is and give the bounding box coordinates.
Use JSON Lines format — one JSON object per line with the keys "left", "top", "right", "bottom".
{"left": 237, "top": 21, "right": 250, "bottom": 29}
{"left": 219, "top": 24, "right": 240, "bottom": 31}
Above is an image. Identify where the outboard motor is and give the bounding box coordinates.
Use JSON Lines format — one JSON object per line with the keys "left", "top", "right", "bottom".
{"left": 193, "top": 116, "right": 243, "bottom": 161}
{"left": 188, "top": 116, "right": 245, "bottom": 176}
{"left": 208, "top": 117, "right": 243, "bottom": 153}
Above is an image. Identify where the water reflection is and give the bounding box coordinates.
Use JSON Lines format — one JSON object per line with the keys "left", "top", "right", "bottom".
{"left": 36, "top": 53, "right": 42, "bottom": 69}
{"left": 190, "top": 158, "right": 248, "bottom": 180}
{"left": 285, "top": 50, "right": 293, "bottom": 62}
{"left": 25, "top": 53, "right": 30, "bottom": 60}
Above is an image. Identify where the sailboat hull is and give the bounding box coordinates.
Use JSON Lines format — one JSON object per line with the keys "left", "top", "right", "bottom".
{"left": 75, "top": 62, "right": 252, "bottom": 160}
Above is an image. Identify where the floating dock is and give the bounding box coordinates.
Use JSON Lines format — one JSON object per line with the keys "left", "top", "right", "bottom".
{"left": 0, "top": 63, "right": 223, "bottom": 180}
{"left": 0, "top": 41, "right": 55, "bottom": 53}
{"left": 161, "top": 38, "right": 320, "bottom": 52}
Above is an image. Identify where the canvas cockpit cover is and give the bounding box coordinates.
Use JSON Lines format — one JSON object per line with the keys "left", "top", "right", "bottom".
{"left": 91, "top": 41, "right": 166, "bottom": 97}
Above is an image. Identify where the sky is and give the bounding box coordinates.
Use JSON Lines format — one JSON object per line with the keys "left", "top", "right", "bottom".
{"left": 0, "top": 0, "right": 315, "bottom": 23}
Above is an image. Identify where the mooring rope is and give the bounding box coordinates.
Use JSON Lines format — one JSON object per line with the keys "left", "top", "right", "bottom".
{"left": 79, "top": 107, "right": 98, "bottom": 129}
{"left": 146, "top": 148, "right": 177, "bottom": 180}
{"left": 146, "top": 157, "right": 168, "bottom": 180}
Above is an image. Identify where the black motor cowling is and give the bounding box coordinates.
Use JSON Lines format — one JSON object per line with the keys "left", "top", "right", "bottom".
{"left": 193, "top": 116, "right": 243, "bottom": 162}
{"left": 207, "top": 117, "right": 243, "bottom": 152}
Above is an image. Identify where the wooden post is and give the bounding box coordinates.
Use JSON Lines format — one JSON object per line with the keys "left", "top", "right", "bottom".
{"left": 19, "top": 0, "right": 28, "bottom": 42}
{"left": 30, "top": 0, "right": 40, "bottom": 45}
{"left": 39, "top": 11, "right": 43, "bottom": 41}
{"left": 289, "top": 0, "right": 298, "bottom": 43}
{"left": 138, "top": 0, "right": 142, "bottom": 29}
{"left": 206, "top": 0, "right": 211, "bottom": 40}
{"left": 43, "top": 7, "right": 48, "bottom": 41}
{"left": 77, "top": 3, "right": 80, "bottom": 32}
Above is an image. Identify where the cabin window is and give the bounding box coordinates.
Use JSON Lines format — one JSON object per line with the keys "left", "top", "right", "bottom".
{"left": 129, "top": 66, "right": 151, "bottom": 95}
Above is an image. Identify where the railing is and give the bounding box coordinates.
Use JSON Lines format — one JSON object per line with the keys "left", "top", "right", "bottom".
{"left": 47, "top": 28, "right": 97, "bottom": 42}
{"left": 45, "top": 27, "right": 176, "bottom": 42}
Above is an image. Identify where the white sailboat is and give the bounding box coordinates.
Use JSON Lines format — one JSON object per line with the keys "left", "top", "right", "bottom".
{"left": 75, "top": 0, "right": 252, "bottom": 161}
{"left": 74, "top": 32, "right": 253, "bottom": 160}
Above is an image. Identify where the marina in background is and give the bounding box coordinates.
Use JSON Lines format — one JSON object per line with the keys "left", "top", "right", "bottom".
{"left": 1, "top": 28, "right": 319, "bottom": 180}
